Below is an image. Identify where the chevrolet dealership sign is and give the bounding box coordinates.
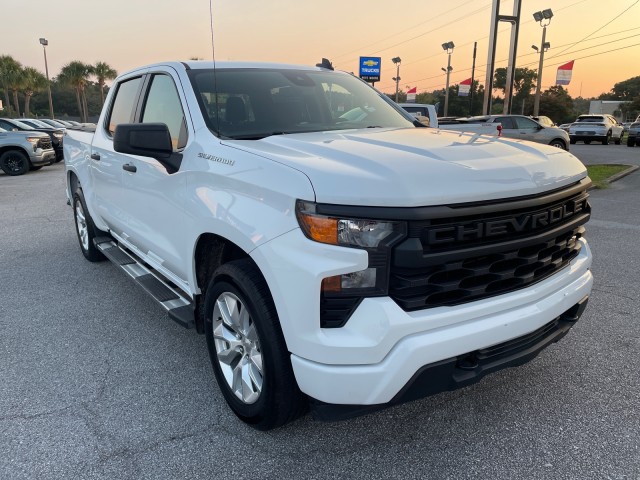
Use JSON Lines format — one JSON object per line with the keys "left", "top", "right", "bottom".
{"left": 359, "top": 57, "right": 381, "bottom": 83}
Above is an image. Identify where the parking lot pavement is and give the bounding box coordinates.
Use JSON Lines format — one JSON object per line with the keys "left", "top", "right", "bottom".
{"left": 570, "top": 141, "right": 640, "bottom": 166}
{"left": 1, "top": 162, "right": 639, "bottom": 480}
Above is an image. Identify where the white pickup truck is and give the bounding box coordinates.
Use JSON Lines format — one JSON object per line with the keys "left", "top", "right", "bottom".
{"left": 398, "top": 103, "right": 500, "bottom": 135}
{"left": 64, "top": 61, "right": 593, "bottom": 430}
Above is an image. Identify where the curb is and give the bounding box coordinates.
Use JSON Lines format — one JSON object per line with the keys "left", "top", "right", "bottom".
{"left": 589, "top": 164, "right": 639, "bottom": 190}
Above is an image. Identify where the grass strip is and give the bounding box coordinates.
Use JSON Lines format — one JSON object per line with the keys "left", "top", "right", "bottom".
{"left": 586, "top": 164, "right": 630, "bottom": 189}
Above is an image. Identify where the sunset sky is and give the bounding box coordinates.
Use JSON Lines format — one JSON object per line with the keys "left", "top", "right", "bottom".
{"left": 4, "top": 0, "right": 640, "bottom": 99}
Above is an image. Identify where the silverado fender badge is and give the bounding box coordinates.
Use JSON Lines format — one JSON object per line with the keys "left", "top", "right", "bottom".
{"left": 198, "top": 152, "right": 235, "bottom": 166}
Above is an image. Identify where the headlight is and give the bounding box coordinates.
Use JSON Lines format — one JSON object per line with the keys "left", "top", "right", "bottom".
{"left": 26, "top": 137, "right": 40, "bottom": 145}
{"left": 53, "top": 132, "right": 64, "bottom": 139}
{"left": 296, "top": 200, "right": 407, "bottom": 327}
{"left": 296, "top": 200, "right": 399, "bottom": 248}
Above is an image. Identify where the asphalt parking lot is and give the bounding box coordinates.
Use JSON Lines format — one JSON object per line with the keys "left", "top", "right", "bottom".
{"left": 1, "top": 144, "right": 639, "bottom": 479}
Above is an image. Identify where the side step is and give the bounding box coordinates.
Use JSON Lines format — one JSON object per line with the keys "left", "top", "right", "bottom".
{"left": 94, "top": 237, "right": 195, "bottom": 329}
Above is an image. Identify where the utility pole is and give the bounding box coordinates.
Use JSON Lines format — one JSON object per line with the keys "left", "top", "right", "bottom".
{"left": 39, "top": 38, "right": 54, "bottom": 119}
{"left": 532, "top": 9, "right": 553, "bottom": 116}
{"left": 392, "top": 57, "right": 401, "bottom": 102}
{"left": 469, "top": 42, "right": 477, "bottom": 116}
{"left": 441, "top": 41, "right": 454, "bottom": 117}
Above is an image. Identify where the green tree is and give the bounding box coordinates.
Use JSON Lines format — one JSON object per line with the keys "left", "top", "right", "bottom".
{"left": 92, "top": 61, "right": 117, "bottom": 106}
{"left": 22, "top": 67, "right": 48, "bottom": 117}
{"left": 609, "top": 76, "right": 640, "bottom": 100}
{"left": 0, "top": 55, "right": 23, "bottom": 115}
{"left": 539, "top": 85, "right": 575, "bottom": 124}
{"left": 58, "top": 61, "right": 92, "bottom": 122}
{"left": 493, "top": 67, "right": 538, "bottom": 113}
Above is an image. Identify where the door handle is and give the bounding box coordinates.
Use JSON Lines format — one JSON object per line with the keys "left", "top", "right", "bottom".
{"left": 90, "top": 153, "right": 101, "bottom": 161}
{"left": 122, "top": 164, "right": 137, "bottom": 173}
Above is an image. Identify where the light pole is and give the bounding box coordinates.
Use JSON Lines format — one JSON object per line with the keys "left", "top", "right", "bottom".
{"left": 441, "top": 41, "right": 454, "bottom": 117}
{"left": 39, "top": 38, "right": 54, "bottom": 119}
{"left": 532, "top": 9, "right": 553, "bottom": 116}
{"left": 392, "top": 57, "right": 401, "bottom": 102}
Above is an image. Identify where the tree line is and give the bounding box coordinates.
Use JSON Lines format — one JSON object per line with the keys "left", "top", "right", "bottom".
{"left": 388, "top": 68, "right": 640, "bottom": 124}
{"left": 0, "top": 55, "right": 116, "bottom": 122}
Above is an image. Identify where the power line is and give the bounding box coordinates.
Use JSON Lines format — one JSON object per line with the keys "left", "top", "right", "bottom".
{"left": 547, "top": 0, "right": 639, "bottom": 60}
{"left": 332, "top": 0, "right": 479, "bottom": 61}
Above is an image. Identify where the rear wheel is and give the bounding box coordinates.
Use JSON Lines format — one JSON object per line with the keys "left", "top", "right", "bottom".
{"left": 204, "top": 259, "right": 307, "bottom": 430}
{"left": 603, "top": 131, "right": 611, "bottom": 145}
{"left": 0, "top": 150, "right": 29, "bottom": 176}
{"left": 628, "top": 137, "right": 636, "bottom": 147}
{"left": 72, "top": 189, "right": 106, "bottom": 262}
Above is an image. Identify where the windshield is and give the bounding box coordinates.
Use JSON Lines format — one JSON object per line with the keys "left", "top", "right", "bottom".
{"left": 188, "top": 68, "right": 414, "bottom": 139}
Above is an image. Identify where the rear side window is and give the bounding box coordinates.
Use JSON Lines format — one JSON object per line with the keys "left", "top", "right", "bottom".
{"left": 107, "top": 77, "right": 143, "bottom": 136}
{"left": 494, "top": 117, "right": 516, "bottom": 129}
{"left": 514, "top": 117, "right": 539, "bottom": 129}
{"left": 140, "top": 74, "right": 187, "bottom": 150}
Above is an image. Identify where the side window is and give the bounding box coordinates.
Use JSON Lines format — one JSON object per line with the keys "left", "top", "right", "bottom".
{"left": 0, "top": 120, "right": 13, "bottom": 130}
{"left": 141, "top": 74, "right": 187, "bottom": 150}
{"left": 107, "top": 77, "right": 143, "bottom": 136}
{"left": 514, "top": 117, "right": 539, "bottom": 130}
{"left": 495, "top": 117, "right": 516, "bottom": 129}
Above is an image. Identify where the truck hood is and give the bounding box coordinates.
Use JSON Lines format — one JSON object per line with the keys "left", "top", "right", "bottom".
{"left": 224, "top": 127, "right": 587, "bottom": 206}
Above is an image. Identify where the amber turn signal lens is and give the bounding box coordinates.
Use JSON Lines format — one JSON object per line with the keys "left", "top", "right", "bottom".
{"left": 321, "top": 275, "right": 341, "bottom": 293}
{"left": 298, "top": 214, "right": 338, "bottom": 245}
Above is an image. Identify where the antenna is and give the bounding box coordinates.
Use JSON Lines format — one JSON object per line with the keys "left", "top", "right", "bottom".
{"left": 209, "top": 0, "right": 220, "bottom": 136}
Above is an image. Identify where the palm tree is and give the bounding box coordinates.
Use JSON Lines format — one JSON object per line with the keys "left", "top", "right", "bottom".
{"left": 0, "top": 55, "right": 22, "bottom": 112}
{"left": 22, "top": 67, "right": 47, "bottom": 117}
{"left": 58, "top": 61, "right": 92, "bottom": 122}
{"left": 92, "top": 61, "right": 117, "bottom": 106}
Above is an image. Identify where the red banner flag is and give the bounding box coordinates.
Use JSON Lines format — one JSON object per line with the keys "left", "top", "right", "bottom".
{"left": 556, "top": 61, "right": 574, "bottom": 85}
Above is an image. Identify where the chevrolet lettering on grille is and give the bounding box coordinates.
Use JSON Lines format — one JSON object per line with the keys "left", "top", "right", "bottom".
{"left": 426, "top": 197, "right": 589, "bottom": 246}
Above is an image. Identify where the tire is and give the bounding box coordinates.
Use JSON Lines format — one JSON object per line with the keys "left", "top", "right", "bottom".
{"left": 570, "top": 138, "right": 576, "bottom": 145}
{"left": 628, "top": 137, "right": 636, "bottom": 147}
{"left": 614, "top": 136, "right": 621, "bottom": 145}
{"left": 0, "top": 150, "right": 29, "bottom": 176}
{"left": 204, "top": 259, "right": 307, "bottom": 430}
{"left": 603, "top": 131, "right": 611, "bottom": 145}
{"left": 549, "top": 139, "right": 567, "bottom": 150}
{"left": 72, "top": 189, "right": 106, "bottom": 262}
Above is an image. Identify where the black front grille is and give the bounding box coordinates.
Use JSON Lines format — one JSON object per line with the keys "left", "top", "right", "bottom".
{"left": 37, "top": 137, "right": 52, "bottom": 150}
{"left": 389, "top": 183, "right": 590, "bottom": 311}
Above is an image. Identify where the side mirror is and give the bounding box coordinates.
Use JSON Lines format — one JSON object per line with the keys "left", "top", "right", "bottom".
{"left": 113, "top": 123, "right": 182, "bottom": 173}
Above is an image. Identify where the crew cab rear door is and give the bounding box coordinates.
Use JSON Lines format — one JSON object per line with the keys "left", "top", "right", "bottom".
{"left": 90, "top": 74, "right": 145, "bottom": 237}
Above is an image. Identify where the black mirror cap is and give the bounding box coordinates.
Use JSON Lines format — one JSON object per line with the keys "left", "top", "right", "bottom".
{"left": 114, "top": 123, "right": 173, "bottom": 158}
{"left": 113, "top": 123, "right": 182, "bottom": 174}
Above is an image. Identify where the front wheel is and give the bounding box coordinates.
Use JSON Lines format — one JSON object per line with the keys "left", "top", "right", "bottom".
{"left": 0, "top": 150, "right": 29, "bottom": 176}
{"left": 549, "top": 139, "right": 567, "bottom": 150}
{"left": 204, "top": 259, "right": 307, "bottom": 430}
{"left": 72, "top": 189, "right": 106, "bottom": 262}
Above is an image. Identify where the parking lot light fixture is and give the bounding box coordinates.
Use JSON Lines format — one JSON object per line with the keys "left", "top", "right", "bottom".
{"left": 441, "top": 41, "right": 454, "bottom": 116}
{"left": 392, "top": 57, "right": 401, "bottom": 102}
{"left": 39, "top": 38, "right": 55, "bottom": 119}
{"left": 532, "top": 9, "right": 553, "bottom": 116}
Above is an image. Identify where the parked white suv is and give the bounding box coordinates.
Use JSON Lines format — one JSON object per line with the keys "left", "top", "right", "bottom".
{"left": 569, "top": 114, "right": 624, "bottom": 145}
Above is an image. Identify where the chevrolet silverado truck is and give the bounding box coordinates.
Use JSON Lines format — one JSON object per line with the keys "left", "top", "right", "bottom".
{"left": 64, "top": 61, "right": 593, "bottom": 430}
{"left": 0, "top": 127, "right": 56, "bottom": 175}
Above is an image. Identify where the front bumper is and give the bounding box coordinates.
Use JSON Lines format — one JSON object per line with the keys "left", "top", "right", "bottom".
{"left": 311, "top": 296, "right": 589, "bottom": 420}
{"left": 252, "top": 229, "right": 592, "bottom": 406}
{"left": 30, "top": 150, "right": 56, "bottom": 166}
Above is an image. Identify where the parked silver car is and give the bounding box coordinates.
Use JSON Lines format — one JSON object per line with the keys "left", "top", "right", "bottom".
{"left": 467, "top": 114, "right": 570, "bottom": 150}
{"left": 569, "top": 114, "right": 624, "bottom": 145}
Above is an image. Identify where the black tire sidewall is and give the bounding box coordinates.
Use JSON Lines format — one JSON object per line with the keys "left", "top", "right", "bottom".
{"left": 0, "top": 150, "right": 29, "bottom": 176}
{"left": 72, "top": 189, "right": 105, "bottom": 262}
{"left": 203, "top": 260, "right": 305, "bottom": 429}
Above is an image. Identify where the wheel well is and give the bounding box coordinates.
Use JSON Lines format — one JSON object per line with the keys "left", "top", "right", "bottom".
{"left": 193, "top": 233, "right": 251, "bottom": 332}
{"left": 0, "top": 146, "right": 30, "bottom": 160}
{"left": 549, "top": 138, "right": 566, "bottom": 148}
{"left": 68, "top": 171, "right": 79, "bottom": 196}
